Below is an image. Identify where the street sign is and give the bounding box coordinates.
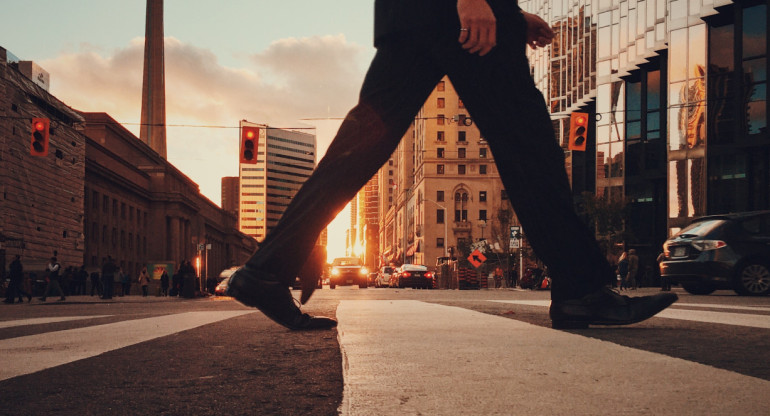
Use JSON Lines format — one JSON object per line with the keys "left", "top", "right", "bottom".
{"left": 510, "top": 226, "right": 521, "bottom": 249}
{"left": 467, "top": 249, "right": 487, "bottom": 268}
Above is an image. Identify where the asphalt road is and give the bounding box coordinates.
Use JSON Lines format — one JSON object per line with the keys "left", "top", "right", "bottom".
{"left": 0, "top": 287, "right": 768, "bottom": 415}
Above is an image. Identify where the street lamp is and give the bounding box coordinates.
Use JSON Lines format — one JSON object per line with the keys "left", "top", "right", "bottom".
{"left": 420, "top": 197, "right": 448, "bottom": 258}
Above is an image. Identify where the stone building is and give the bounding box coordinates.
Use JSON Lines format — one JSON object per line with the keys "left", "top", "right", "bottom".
{"left": 0, "top": 48, "right": 86, "bottom": 273}
{"left": 378, "top": 76, "right": 514, "bottom": 269}
{"left": 1, "top": 48, "right": 256, "bottom": 285}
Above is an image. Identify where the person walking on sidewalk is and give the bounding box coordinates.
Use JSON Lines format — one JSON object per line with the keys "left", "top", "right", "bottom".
{"left": 101, "top": 256, "right": 116, "bottom": 300}
{"left": 40, "top": 257, "right": 65, "bottom": 302}
{"left": 225, "top": 0, "right": 677, "bottom": 330}
{"left": 4, "top": 255, "right": 31, "bottom": 303}
{"left": 138, "top": 267, "right": 150, "bottom": 297}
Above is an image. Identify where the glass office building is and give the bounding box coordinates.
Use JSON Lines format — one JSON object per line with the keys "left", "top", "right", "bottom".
{"left": 521, "top": 0, "right": 768, "bottom": 254}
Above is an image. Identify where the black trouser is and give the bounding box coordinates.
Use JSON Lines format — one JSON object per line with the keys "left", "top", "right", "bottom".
{"left": 245, "top": 12, "right": 614, "bottom": 302}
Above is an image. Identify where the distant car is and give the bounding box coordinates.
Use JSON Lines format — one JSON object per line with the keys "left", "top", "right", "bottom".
{"left": 218, "top": 266, "right": 239, "bottom": 282}
{"left": 376, "top": 266, "right": 395, "bottom": 288}
{"left": 661, "top": 210, "right": 770, "bottom": 296}
{"left": 329, "top": 257, "right": 368, "bottom": 289}
{"left": 391, "top": 264, "right": 434, "bottom": 289}
{"left": 214, "top": 276, "right": 230, "bottom": 296}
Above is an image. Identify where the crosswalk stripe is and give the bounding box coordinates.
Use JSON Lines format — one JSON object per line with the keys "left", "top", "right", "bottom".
{"left": 337, "top": 300, "right": 769, "bottom": 415}
{"left": 0, "top": 311, "right": 253, "bottom": 381}
{"left": 0, "top": 316, "right": 112, "bottom": 329}
{"left": 489, "top": 300, "right": 770, "bottom": 329}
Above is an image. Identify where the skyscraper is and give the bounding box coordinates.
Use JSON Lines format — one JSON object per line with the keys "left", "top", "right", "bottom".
{"left": 238, "top": 121, "right": 316, "bottom": 242}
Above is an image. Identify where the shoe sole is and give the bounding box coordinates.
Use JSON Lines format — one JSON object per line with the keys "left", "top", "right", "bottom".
{"left": 551, "top": 294, "right": 678, "bottom": 329}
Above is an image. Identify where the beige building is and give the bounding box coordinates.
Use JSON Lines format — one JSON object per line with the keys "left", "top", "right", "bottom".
{"left": 379, "top": 77, "right": 516, "bottom": 269}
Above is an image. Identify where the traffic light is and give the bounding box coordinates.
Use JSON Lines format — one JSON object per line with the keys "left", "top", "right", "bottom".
{"left": 31, "top": 117, "right": 50, "bottom": 157}
{"left": 568, "top": 112, "right": 588, "bottom": 152}
{"left": 240, "top": 126, "right": 259, "bottom": 164}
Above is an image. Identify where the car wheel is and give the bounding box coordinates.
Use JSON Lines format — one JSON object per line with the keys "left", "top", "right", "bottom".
{"left": 733, "top": 261, "right": 770, "bottom": 296}
{"left": 681, "top": 282, "right": 716, "bottom": 295}
{"left": 330, "top": 283, "right": 336, "bottom": 289}
{"left": 359, "top": 281, "right": 368, "bottom": 289}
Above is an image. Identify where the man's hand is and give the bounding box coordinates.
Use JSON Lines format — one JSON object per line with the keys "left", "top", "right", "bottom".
{"left": 522, "top": 11, "right": 554, "bottom": 49}
{"left": 457, "top": 0, "right": 497, "bottom": 56}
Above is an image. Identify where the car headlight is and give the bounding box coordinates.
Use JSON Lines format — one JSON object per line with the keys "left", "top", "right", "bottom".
{"left": 331, "top": 268, "right": 340, "bottom": 276}
{"left": 360, "top": 267, "right": 368, "bottom": 275}
{"left": 690, "top": 240, "right": 727, "bottom": 251}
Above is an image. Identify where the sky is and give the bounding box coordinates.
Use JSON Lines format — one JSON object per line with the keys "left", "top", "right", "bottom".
{"left": 1, "top": 0, "right": 377, "bottom": 259}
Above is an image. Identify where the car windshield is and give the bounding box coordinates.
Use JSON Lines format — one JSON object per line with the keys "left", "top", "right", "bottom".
{"left": 333, "top": 258, "right": 361, "bottom": 266}
{"left": 383, "top": 267, "right": 394, "bottom": 273}
{"left": 676, "top": 219, "right": 726, "bottom": 238}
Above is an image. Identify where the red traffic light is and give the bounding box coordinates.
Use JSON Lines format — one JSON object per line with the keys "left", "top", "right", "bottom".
{"left": 30, "top": 117, "right": 50, "bottom": 157}
{"left": 568, "top": 112, "right": 589, "bottom": 152}
{"left": 240, "top": 126, "right": 259, "bottom": 164}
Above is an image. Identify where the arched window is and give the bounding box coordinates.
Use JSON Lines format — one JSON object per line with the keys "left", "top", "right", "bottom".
{"left": 454, "top": 191, "right": 468, "bottom": 222}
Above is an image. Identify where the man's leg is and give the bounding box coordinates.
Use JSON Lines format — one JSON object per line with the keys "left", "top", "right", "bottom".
{"left": 430, "top": 17, "right": 676, "bottom": 327}
{"left": 228, "top": 37, "right": 445, "bottom": 329}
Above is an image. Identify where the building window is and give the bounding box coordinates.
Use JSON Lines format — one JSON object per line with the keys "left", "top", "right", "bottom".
{"left": 437, "top": 190, "right": 444, "bottom": 202}
{"left": 479, "top": 210, "right": 487, "bottom": 221}
{"left": 437, "top": 131, "right": 445, "bottom": 141}
{"left": 92, "top": 222, "right": 98, "bottom": 243}
{"left": 437, "top": 148, "right": 445, "bottom": 158}
{"left": 437, "top": 237, "right": 445, "bottom": 248}
{"left": 458, "top": 99, "right": 465, "bottom": 108}
{"left": 458, "top": 148, "right": 466, "bottom": 158}
{"left": 92, "top": 191, "right": 99, "bottom": 210}
{"left": 112, "top": 200, "right": 118, "bottom": 217}
{"left": 454, "top": 191, "right": 468, "bottom": 222}
{"left": 121, "top": 203, "right": 126, "bottom": 220}
{"left": 479, "top": 191, "right": 487, "bottom": 202}
{"left": 437, "top": 209, "right": 445, "bottom": 224}
{"left": 437, "top": 97, "right": 445, "bottom": 108}
{"left": 437, "top": 114, "right": 445, "bottom": 125}
{"left": 102, "top": 225, "right": 107, "bottom": 243}
{"left": 437, "top": 164, "right": 445, "bottom": 174}
{"left": 479, "top": 148, "right": 487, "bottom": 158}
{"left": 480, "top": 165, "right": 487, "bottom": 174}
{"left": 103, "top": 196, "right": 109, "bottom": 213}
{"left": 437, "top": 81, "right": 445, "bottom": 91}
{"left": 458, "top": 165, "right": 466, "bottom": 174}
{"left": 458, "top": 131, "right": 467, "bottom": 142}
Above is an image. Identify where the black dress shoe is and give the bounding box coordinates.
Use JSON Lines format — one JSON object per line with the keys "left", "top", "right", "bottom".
{"left": 226, "top": 265, "right": 337, "bottom": 331}
{"left": 550, "top": 287, "right": 678, "bottom": 329}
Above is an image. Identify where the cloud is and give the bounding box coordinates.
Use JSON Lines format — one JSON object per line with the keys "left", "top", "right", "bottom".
{"left": 40, "top": 35, "right": 368, "bottom": 203}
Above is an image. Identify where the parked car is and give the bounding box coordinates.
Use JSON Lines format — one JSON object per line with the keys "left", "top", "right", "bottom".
{"left": 390, "top": 264, "right": 434, "bottom": 289}
{"left": 660, "top": 210, "right": 770, "bottom": 296}
{"left": 214, "top": 276, "right": 230, "bottom": 296}
{"left": 329, "top": 257, "right": 368, "bottom": 289}
{"left": 376, "top": 266, "right": 395, "bottom": 288}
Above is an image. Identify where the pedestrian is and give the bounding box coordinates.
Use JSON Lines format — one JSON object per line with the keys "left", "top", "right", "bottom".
{"left": 224, "top": 0, "right": 677, "bottom": 330}
{"left": 116, "top": 267, "right": 125, "bottom": 296}
{"left": 122, "top": 268, "right": 132, "bottom": 296}
{"left": 75, "top": 265, "right": 88, "bottom": 296}
{"left": 4, "top": 255, "right": 31, "bottom": 303}
{"left": 90, "top": 270, "right": 101, "bottom": 296}
{"left": 138, "top": 266, "right": 150, "bottom": 297}
{"left": 160, "top": 269, "right": 170, "bottom": 296}
{"left": 493, "top": 266, "right": 503, "bottom": 289}
{"left": 617, "top": 251, "right": 629, "bottom": 291}
{"left": 627, "top": 249, "right": 639, "bottom": 290}
{"left": 40, "top": 257, "right": 65, "bottom": 302}
{"left": 101, "top": 256, "right": 116, "bottom": 299}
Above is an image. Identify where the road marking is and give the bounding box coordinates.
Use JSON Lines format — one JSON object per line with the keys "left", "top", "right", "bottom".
{"left": 489, "top": 300, "right": 770, "bottom": 329}
{"left": 0, "top": 316, "right": 113, "bottom": 329}
{"left": 337, "top": 300, "right": 770, "bottom": 416}
{"left": 0, "top": 311, "right": 253, "bottom": 381}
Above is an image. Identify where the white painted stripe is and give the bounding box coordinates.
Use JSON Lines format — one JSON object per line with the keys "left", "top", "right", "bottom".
{"left": 0, "top": 316, "right": 112, "bottom": 329}
{"left": 490, "top": 300, "right": 770, "bottom": 329}
{"left": 0, "top": 311, "right": 253, "bottom": 381}
{"left": 337, "top": 300, "right": 770, "bottom": 416}
{"left": 670, "top": 303, "right": 770, "bottom": 313}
